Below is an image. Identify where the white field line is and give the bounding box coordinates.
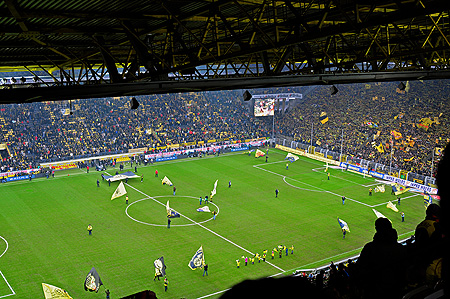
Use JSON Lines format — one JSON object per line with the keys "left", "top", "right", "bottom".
{"left": 0, "top": 271, "right": 15, "bottom": 298}
{"left": 124, "top": 183, "right": 285, "bottom": 273}
{"left": 0, "top": 237, "right": 14, "bottom": 298}
{"left": 196, "top": 288, "right": 230, "bottom": 299}
{"left": 254, "top": 164, "right": 373, "bottom": 207}
{"left": 0, "top": 237, "right": 8, "bottom": 259}
{"left": 253, "top": 163, "right": 323, "bottom": 192}
{"left": 255, "top": 163, "right": 419, "bottom": 208}
{"left": 361, "top": 183, "right": 380, "bottom": 187}
{"left": 197, "top": 230, "right": 415, "bottom": 298}
{"left": 125, "top": 196, "right": 219, "bottom": 227}
{"left": 311, "top": 167, "right": 378, "bottom": 188}
{"left": 282, "top": 177, "right": 324, "bottom": 192}
{"left": 371, "top": 193, "right": 421, "bottom": 207}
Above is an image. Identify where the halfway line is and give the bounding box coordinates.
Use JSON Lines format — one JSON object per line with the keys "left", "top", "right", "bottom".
{"left": 125, "top": 183, "right": 285, "bottom": 273}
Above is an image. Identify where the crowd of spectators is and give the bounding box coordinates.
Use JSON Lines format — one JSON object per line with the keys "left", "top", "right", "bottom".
{"left": 277, "top": 80, "right": 450, "bottom": 176}
{"left": 0, "top": 89, "right": 270, "bottom": 172}
{"left": 0, "top": 80, "right": 449, "bottom": 179}
{"left": 1, "top": 78, "right": 449, "bottom": 297}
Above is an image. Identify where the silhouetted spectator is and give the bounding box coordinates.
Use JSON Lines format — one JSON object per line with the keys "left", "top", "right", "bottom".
{"left": 355, "top": 217, "right": 407, "bottom": 298}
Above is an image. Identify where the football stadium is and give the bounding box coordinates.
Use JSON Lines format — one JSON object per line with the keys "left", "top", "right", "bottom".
{"left": 0, "top": 80, "right": 448, "bottom": 298}
{"left": 0, "top": 1, "right": 449, "bottom": 298}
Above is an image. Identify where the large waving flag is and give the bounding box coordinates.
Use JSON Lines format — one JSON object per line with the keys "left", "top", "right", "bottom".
{"left": 387, "top": 201, "right": 399, "bottom": 212}
{"left": 319, "top": 112, "right": 329, "bottom": 124}
{"left": 390, "top": 130, "right": 403, "bottom": 139}
{"left": 188, "top": 246, "right": 205, "bottom": 270}
{"left": 84, "top": 267, "right": 103, "bottom": 292}
{"left": 102, "top": 171, "right": 140, "bottom": 182}
{"left": 111, "top": 181, "right": 127, "bottom": 200}
{"left": 166, "top": 200, "right": 180, "bottom": 218}
{"left": 42, "top": 283, "right": 73, "bottom": 299}
{"left": 285, "top": 153, "right": 299, "bottom": 163}
{"left": 197, "top": 206, "right": 211, "bottom": 212}
{"left": 424, "top": 194, "right": 432, "bottom": 208}
{"left": 162, "top": 176, "right": 173, "bottom": 186}
{"left": 372, "top": 209, "right": 391, "bottom": 222}
{"left": 154, "top": 256, "right": 167, "bottom": 277}
{"left": 393, "top": 183, "right": 409, "bottom": 195}
{"left": 375, "top": 143, "right": 385, "bottom": 153}
{"left": 210, "top": 179, "right": 218, "bottom": 198}
{"left": 255, "top": 149, "right": 265, "bottom": 158}
{"left": 372, "top": 209, "right": 386, "bottom": 218}
{"left": 337, "top": 218, "right": 350, "bottom": 232}
{"left": 374, "top": 185, "right": 385, "bottom": 193}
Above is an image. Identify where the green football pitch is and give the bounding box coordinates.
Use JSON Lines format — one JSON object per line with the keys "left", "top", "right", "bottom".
{"left": 0, "top": 148, "right": 427, "bottom": 299}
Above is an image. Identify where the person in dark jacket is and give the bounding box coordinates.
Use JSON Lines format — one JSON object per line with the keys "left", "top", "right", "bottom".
{"left": 355, "top": 217, "right": 406, "bottom": 298}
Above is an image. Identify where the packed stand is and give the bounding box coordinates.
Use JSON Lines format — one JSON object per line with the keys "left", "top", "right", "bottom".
{"left": 0, "top": 89, "right": 271, "bottom": 171}
{"left": 277, "top": 80, "right": 450, "bottom": 176}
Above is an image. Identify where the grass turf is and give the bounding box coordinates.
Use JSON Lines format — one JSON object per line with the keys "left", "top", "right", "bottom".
{"left": 0, "top": 148, "right": 427, "bottom": 298}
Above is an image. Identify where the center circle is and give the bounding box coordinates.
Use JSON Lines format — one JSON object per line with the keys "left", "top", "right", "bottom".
{"left": 126, "top": 195, "right": 219, "bottom": 227}
{"left": 0, "top": 236, "right": 9, "bottom": 259}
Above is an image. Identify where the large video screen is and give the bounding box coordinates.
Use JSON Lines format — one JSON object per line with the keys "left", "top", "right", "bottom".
{"left": 254, "top": 98, "right": 274, "bottom": 117}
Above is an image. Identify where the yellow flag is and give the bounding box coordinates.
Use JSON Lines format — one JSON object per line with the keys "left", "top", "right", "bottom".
{"left": 255, "top": 149, "right": 265, "bottom": 157}
{"left": 375, "top": 185, "right": 385, "bottom": 193}
{"left": 111, "top": 181, "right": 127, "bottom": 200}
{"left": 162, "top": 176, "right": 173, "bottom": 186}
{"left": 387, "top": 201, "right": 399, "bottom": 212}
{"left": 42, "top": 283, "right": 73, "bottom": 299}
{"left": 376, "top": 143, "right": 385, "bottom": 153}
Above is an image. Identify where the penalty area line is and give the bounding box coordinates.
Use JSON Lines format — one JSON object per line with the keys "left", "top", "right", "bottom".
{"left": 254, "top": 164, "right": 372, "bottom": 207}
{"left": 370, "top": 193, "right": 421, "bottom": 207}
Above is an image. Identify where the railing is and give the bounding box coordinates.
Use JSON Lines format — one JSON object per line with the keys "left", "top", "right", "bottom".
{"left": 276, "top": 136, "right": 436, "bottom": 188}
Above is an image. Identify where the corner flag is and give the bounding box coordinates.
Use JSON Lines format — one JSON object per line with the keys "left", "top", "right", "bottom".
{"left": 111, "top": 181, "right": 127, "bottom": 200}
{"left": 188, "top": 246, "right": 205, "bottom": 270}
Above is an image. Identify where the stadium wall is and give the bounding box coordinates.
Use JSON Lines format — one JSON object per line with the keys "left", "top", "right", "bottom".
{"left": 38, "top": 138, "right": 269, "bottom": 170}
{"left": 275, "top": 144, "right": 340, "bottom": 166}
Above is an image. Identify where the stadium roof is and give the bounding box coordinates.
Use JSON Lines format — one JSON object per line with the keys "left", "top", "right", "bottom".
{"left": 0, "top": 0, "right": 450, "bottom": 103}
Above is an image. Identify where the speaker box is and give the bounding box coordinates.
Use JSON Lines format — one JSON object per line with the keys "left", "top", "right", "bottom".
{"left": 243, "top": 90, "right": 252, "bottom": 101}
